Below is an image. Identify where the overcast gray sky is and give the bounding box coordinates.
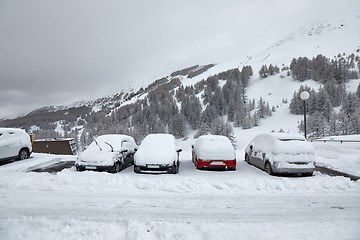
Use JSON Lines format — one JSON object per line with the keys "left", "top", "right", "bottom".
{"left": 0, "top": 0, "right": 358, "bottom": 118}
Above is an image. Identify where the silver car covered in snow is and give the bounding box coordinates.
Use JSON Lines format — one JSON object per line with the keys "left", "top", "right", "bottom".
{"left": 76, "top": 134, "right": 137, "bottom": 173}
{"left": 245, "top": 133, "right": 315, "bottom": 176}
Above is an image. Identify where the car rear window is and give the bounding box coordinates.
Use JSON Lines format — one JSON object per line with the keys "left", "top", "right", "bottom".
{"left": 279, "top": 138, "right": 304, "bottom": 141}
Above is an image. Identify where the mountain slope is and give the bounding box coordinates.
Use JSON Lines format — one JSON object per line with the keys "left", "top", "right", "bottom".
{"left": 0, "top": 12, "right": 359, "bottom": 147}
{"left": 252, "top": 13, "right": 360, "bottom": 68}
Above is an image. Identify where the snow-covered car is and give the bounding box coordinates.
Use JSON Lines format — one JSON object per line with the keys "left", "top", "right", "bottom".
{"left": 134, "top": 134, "right": 182, "bottom": 174}
{"left": 0, "top": 128, "right": 32, "bottom": 162}
{"left": 75, "top": 134, "right": 138, "bottom": 173}
{"left": 192, "top": 135, "right": 236, "bottom": 170}
{"left": 244, "top": 133, "right": 315, "bottom": 176}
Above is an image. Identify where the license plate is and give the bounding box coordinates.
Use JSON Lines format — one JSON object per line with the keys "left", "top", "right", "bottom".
{"left": 85, "top": 166, "right": 97, "bottom": 170}
{"left": 147, "top": 164, "right": 160, "bottom": 168}
{"left": 210, "top": 161, "right": 225, "bottom": 166}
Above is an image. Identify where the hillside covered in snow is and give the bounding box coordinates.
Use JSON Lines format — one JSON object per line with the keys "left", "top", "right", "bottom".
{"left": 1, "top": 11, "right": 359, "bottom": 149}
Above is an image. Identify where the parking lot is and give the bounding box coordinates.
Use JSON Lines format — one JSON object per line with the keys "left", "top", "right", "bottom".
{"left": 0, "top": 147, "right": 360, "bottom": 240}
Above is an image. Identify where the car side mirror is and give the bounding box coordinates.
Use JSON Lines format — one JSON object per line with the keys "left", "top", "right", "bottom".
{"left": 177, "top": 149, "right": 182, "bottom": 153}
{"left": 249, "top": 145, "right": 253, "bottom": 150}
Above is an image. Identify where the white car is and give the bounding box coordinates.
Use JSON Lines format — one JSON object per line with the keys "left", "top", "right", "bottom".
{"left": 0, "top": 128, "right": 32, "bottom": 162}
{"left": 134, "top": 134, "right": 182, "bottom": 174}
{"left": 245, "top": 133, "right": 315, "bottom": 176}
{"left": 76, "top": 134, "right": 138, "bottom": 173}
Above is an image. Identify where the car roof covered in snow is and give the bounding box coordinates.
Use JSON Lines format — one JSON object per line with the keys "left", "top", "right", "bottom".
{"left": 85, "top": 134, "right": 137, "bottom": 153}
{"left": 194, "top": 135, "right": 235, "bottom": 160}
{"left": 0, "top": 128, "right": 31, "bottom": 146}
{"left": 0, "top": 127, "right": 28, "bottom": 134}
{"left": 248, "top": 133, "right": 313, "bottom": 154}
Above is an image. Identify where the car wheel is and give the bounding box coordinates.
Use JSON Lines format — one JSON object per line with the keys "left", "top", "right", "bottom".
{"left": 170, "top": 162, "right": 178, "bottom": 174}
{"left": 245, "top": 153, "right": 250, "bottom": 164}
{"left": 195, "top": 159, "right": 201, "bottom": 170}
{"left": 302, "top": 172, "right": 313, "bottom": 177}
{"left": 265, "top": 162, "right": 273, "bottom": 175}
{"left": 113, "top": 162, "right": 121, "bottom": 173}
{"left": 18, "top": 148, "right": 29, "bottom": 160}
{"left": 134, "top": 165, "right": 140, "bottom": 173}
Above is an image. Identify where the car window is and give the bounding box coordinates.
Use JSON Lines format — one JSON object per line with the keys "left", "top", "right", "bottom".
{"left": 279, "top": 138, "right": 304, "bottom": 142}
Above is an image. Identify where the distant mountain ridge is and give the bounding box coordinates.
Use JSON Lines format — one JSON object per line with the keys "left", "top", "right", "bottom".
{"left": 10, "top": 12, "right": 360, "bottom": 121}
{"left": 1, "top": 13, "right": 359, "bottom": 148}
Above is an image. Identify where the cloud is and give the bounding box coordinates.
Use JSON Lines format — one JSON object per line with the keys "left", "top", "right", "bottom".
{"left": 0, "top": 0, "right": 358, "bottom": 118}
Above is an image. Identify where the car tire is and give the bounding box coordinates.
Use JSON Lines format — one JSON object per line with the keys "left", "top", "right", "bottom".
{"left": 134, "top": 165, "right": 140, "bottom": 174}
{"left": 18, "top": 148, "right": 29, "bottom": 160}
{"left": 245, "top": 153, "right": 250, "bottom": 164}
{"left": 265, "top": 162, "right": 274, "bottom": 175}
{"left": 195, "top": 159, "right": 201, "bottom": 170}
{"left": 170, "top": 162, "right": 178, "bottom": 174}
{"left": 112, "top": 162, "right": 121, "bottom": 173}
{"left": 302, "top": 172, "right": 313, "bottom": 177}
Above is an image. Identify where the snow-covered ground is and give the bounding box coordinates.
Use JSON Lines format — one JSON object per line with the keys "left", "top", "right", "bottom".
{"left": 3, "top": 96, "right": 360, "bottom": 239}
{"left": 0, "top": 141, "right": 359, "bottom": 240}
{"left": 1, "top": 6, "right": 360, "bottom": 239}
{"left": 313, "top": 141, "right": 360, "bottom": 176}
{"left": 2, "top": 84, "right": 360, "bottom": 240}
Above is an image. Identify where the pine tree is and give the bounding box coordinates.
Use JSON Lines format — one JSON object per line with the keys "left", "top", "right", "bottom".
{"left": 168, "top": 113, "right": 186, "bottom": 138}
{"left": 210, "top": 117, "right": 236, "bottom": 147}
{"left": 259, "top": 65, "right": 269, "bottom": 78}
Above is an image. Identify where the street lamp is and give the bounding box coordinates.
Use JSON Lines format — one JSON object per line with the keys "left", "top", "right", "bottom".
{"left": 300, "top": 91, "right": 309, "bottom": 139}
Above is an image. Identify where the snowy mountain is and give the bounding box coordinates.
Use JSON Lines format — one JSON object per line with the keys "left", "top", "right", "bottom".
{"left": 251, "top": 13, "right": 360, "bottom": 69}
{"left": 1, "top": 12, "right": 359, "bottom": 147}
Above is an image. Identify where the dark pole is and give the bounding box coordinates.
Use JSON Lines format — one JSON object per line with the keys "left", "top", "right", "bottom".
{"left": 303, "top": 100, "right": 307, "bottom": 139}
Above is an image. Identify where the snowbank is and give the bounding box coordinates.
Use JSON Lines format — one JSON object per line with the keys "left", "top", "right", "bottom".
{"left": 0, "top": 141, "right": 359, "bottom": 240}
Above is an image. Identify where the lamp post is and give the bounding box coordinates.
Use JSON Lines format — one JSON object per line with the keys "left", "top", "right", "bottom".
{"left": 300, "top": 91, "right": 309, "bottom": 139}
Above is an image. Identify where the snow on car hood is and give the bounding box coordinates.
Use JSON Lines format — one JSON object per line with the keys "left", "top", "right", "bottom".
{"left": 77, "top": 149, "right": 117, "bottom": 166}
{"left": 194, "top": 135, "right": 235, "bottom": 160}
{"left": 134, "top": 134, "right": 178, "bottom": 165}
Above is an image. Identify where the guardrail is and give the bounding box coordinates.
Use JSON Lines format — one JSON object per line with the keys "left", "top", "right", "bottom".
{"left": 315, "top": 166, "right": 359, "bottom": 181}
{"left": 310, "top": 138, "right": 360, "bottom": 143}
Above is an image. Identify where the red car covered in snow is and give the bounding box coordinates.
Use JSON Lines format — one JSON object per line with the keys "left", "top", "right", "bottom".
{"left": 192, "top": 135, "right": 236, "bottom": 170}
